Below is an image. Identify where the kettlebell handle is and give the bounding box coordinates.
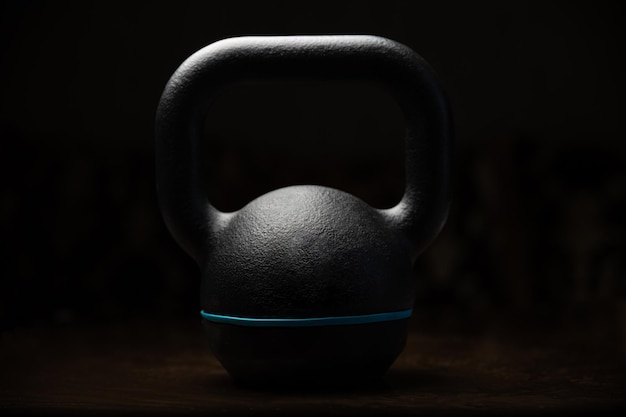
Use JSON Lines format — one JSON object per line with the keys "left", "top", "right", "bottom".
{"left": 156, "top": 35, "right": 452, "bottom": 263}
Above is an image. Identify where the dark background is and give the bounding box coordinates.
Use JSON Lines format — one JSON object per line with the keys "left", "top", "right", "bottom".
{"left": 1, "top": 0, "right": 625, "bottom": 340}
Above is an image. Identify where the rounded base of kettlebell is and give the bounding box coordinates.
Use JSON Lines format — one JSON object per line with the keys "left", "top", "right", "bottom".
{"left": 202, "top": 318, "right": 408, "bottom": 387}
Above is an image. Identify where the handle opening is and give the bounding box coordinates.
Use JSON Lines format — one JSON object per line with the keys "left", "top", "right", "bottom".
{"left": 203, "top": 79, "right": 405, "bottom": 212}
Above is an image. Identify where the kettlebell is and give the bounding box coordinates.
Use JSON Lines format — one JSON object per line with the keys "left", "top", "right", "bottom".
{"left": 155, "top": 35, "right": 452, "bottom": 386}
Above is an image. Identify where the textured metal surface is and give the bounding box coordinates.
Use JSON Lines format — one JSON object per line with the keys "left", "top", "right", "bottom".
{"left": 201, "top": 185, "right": 416, "bottom": 318}
{"left": 155, "top": 35, "right": 452, "bottom": 383}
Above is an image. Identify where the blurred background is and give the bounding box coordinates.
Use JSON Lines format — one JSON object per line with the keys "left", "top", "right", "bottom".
{"left": 1, "top": 1, "right": 624, "bottom": 338}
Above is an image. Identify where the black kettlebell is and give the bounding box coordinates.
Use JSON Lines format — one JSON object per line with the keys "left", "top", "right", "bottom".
{"left": 155, "top": 36, "right": 452, "bottom": 386}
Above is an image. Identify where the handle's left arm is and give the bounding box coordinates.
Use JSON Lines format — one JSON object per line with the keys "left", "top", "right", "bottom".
{"left": 155, "top": 48, "right": 229, "bottom": 265}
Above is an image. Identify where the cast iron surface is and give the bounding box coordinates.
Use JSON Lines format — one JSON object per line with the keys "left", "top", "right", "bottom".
{"left": 201, "top": 186, "right": 415, "bottom": 319}
{"left": 155, "top": 35, "right": 452, "bottom": 383}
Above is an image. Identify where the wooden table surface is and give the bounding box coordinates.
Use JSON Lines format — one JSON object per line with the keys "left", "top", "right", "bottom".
{"left": 1, "top": 313, "right": 625, "bottom": 415}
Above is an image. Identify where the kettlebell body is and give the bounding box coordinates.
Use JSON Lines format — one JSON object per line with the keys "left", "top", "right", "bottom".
{"left": 156, "top": 36, "right": 452, "bottom": 385}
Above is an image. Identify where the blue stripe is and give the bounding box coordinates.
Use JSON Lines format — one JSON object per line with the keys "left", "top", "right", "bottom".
{"left": 200, "top": 308, "right": 412, "bottom": 327}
